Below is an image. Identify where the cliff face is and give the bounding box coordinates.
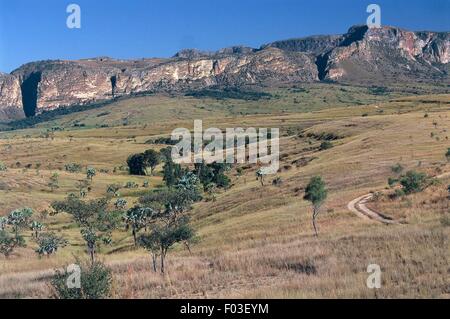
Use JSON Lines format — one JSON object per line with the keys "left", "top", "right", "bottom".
{"left": 9, "top": 49, "right": 318, "bottom": 117}
{"left": 0, "top": 25, "right": 448, "bottom": 120}
{"left": 318, "top": 26, "right": 450, "bottom": 83}
{"left": 0, "top": 73, "right": 24, "bottom": 119}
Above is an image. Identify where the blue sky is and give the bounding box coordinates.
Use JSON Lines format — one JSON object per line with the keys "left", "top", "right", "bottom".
{"left": 0, "top": 0, "right": 449, "bottom": 72}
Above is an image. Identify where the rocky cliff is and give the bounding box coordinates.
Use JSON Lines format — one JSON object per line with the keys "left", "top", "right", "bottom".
{"left": 0, "top": 25, "right": 448, "bottom": 120}
{"left": 0, "top": 73, "right": 24, "bottom": 119}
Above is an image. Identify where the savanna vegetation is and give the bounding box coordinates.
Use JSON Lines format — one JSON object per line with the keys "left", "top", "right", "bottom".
{"left": 0, "top": 85, "right": 449, "bottom": 299}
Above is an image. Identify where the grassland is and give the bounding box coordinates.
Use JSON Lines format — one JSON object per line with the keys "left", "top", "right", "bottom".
{"left": 0, "top": 84, "right": 449, "bottom": 298}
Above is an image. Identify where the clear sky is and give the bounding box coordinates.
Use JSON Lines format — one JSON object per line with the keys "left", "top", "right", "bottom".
{"left": 0, "top": 0, "right": 449, "bottom": 72}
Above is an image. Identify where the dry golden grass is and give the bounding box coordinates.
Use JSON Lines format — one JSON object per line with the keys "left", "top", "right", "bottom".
{"left": 0, "top": 93, "right": 449, "bottom": 298}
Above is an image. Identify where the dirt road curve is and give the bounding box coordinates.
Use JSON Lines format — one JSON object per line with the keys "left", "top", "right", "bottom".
{"left": 347, "top": 194, "right": 400, "bottom": 225}
{"left": 348, "top": 171, "right": 449, "bottom": 224}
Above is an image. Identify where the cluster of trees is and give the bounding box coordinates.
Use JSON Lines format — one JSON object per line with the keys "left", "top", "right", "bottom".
{"left": 0, "top": 208, "right": 66, "bottom": 258}
{"left": 127, "top": 149, "right": 160, "bottom": 176}
{"left": 388, "top": 170, "right": 430, "bottom": 196}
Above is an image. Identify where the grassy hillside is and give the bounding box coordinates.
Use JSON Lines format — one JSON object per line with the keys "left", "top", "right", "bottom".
{"left": 0, "top": 88, "right": 449, "bottom": 298}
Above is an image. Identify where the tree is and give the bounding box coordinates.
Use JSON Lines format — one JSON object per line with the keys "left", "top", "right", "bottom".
{"left": 256, "top": 168, "right": 267, "bottom": 186}
{"left": 127, "top": 153, "right": 147, "bottom": 176}
{"left": 446, "top": 148, "right": 450, "bottom": 162}
{"left": 7, "top": 208, "right": 33, "bottom": 239}
{"left": 76, "top": 179, "right": 90, "bottom": 198}
{"left": 106, "top": 184, "right": 121, "bottom": 198}
{"left": 86, "top": 167, "right": 96, "bottom": 181}
{"left": 114, "top": 198, "right": 128, "bottom": 210}
{"left": 35, "top": 233, "right": 67, "bottom": 257}
{"left": 48, "top": 173, "right": 60, "bottom": 192}
{"left": 124, "top": 206, "right": 154, "bottom": 246}
{"left": 139, "top": 222, "right": 194, "bottom": 274}
{"left": 163, "top": 161, "right": 186, "bottom": 187}
{"left": 30, "top": 220, "right": 44, "bottom": 238}
{"left": 400, "top": 171, "right": 428, "bottom": 194}
{"left": 144, "top": 149, "right": 160, "bottom": 175}
{"left": 137, "top": 186, "right": 199, "bottom": 272}
{"left": 51, "top": 261, "right": 112, "bottom": 299}
{"left": 51, "top": 197, "right": 121, "bottom": 265}
{"left": 0, "top": 230, "right": 25, "bottom": 258}
{"left": 304, "top": 176, "right": 328, "bottom": 237}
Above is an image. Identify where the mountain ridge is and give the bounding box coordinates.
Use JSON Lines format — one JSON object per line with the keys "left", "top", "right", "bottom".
{"left": 0, "top": 25, "right": 448, "bottom": 120}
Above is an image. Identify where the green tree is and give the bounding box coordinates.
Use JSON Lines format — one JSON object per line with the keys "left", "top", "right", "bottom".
{"left": 0, "top": 230, "right": 25, "bottom": 258}
{"left": 304, "top": 176, "right": 328, "bottom": 237}
{"left": 144, "top": 149, "right": 160, "bottom": 175}
{"left": 114, "top": 198, "right": 128, "bottom": 210}
{"left": 51, "top": 197, "right": 121, "bottom": 265}
{"left": 86, "top": 167, "right": 96, "bottom": 181}
{"left": 127, "top": 153, "right": 147, "bottom": 176}
{"left": 106, "top": 184, "right": 121, "bottom": 197}
{"left": 163, "top": 161, "right": 179, "bottom": 187}
{"left": 7, "top": 208, "right": 33, "bottom": 239}
{"left": 76, "top": 179, "right": 90, "bottom": 198}
{"left": 30, "top": 220, "right": 44, "bottom": 238}
{"left": 35, "top": 233, "right": 67, "bottom": 257}
{"left": 124, "top": 206, "right": 154, "bottom": 246}
{"left": 256, "top": 168, "right": 266, "bottom": 186}
{"left": 400, "top": 171, "right": 428, "bottom": 194}
{"left": 139, "top": 222, "right": 194, "bottom": 274}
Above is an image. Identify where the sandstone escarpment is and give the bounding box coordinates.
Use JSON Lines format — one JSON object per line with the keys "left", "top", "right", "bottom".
{"left": 0, "top": 73, "right": 24, "bottom": 119}
{"left": 317, "top": 25, "right": 450, "bottom": 83}
{"left": 0, "top": 25, "right": 448, "bottom": 120}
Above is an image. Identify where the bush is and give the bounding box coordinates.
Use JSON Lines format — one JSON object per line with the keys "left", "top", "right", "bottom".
{"left": 319, "top": 141, "right": 333, "bottom": 151}
{"left": 446, "top": 148, "right": 450, "bottom": 161}
{"left": 124, "top": 181, "right": 139, "bottom": 189}
{"left": 51, "top": 261, "right": 112, "bottom": 299}
{"left": 0, "top": 162, "right": 7, "bottom": 171}
{"left": 388, "top": 177, "right": 398, "bottom": 188}
{"left": 400, "top": 171, "right": 428, "bottom": 195}
{"left": 65, "top": 163, "right": 82, "bottom": 173}
{"left": 391, "top": 163, "right": 404, "bottom": 174}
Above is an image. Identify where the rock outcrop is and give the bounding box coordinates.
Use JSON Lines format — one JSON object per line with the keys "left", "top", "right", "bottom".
{"left": 0, "top": 25, "right": 448, "bottom": 120}
{"left": 317, "top": 25, "right": 450, "bottom": 83}
{"left": 0, "top": 73, "right": 24, "bottom": 119}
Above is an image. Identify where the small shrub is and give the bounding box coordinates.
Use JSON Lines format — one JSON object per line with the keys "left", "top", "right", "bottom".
{"left": 65, "top": 163, "right": 82, "bottom": 173}
{"left": 51, "top": 261, "right": 112, "bottom": 299}
{"left": 125, "top": 181, "right": 139, "bottom": 189}
{"left": 400, "top": 171, "right": 428, "bottom": 195}
{"left": 319, "top": 141, "right": 333, "bottom": 151}
{"left": 272, "top": 177, "right": 283, "bottom": 186}
{"left": 0, "top": 162, "right": 7, "bottom": 171}
{"left": 391, "top": 163, "right": 404, "bottom": 174}
{"left": 388, "top": 177, "right": 398, "bottom": 188}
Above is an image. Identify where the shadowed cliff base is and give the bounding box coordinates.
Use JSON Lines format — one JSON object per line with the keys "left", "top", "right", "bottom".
{"left": 20, "top": 72, "right": 41, "bottom": 117}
